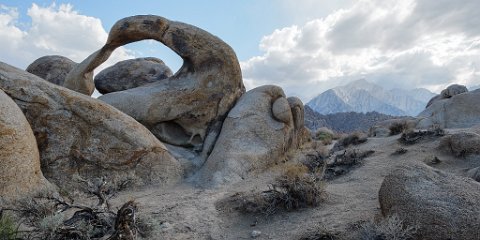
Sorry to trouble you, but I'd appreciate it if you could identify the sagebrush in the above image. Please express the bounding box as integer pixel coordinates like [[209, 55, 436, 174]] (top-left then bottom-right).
[[354, 214, 417, 240], [227, 164, 326, 215]]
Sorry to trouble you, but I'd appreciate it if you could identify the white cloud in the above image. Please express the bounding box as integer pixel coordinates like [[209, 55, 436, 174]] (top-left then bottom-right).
[[0, 3, 134, 73], [242, 0, 480, 102]]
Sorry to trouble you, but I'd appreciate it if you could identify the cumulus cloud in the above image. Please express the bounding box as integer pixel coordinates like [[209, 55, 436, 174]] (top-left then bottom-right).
[[0, 3, 134, 73], [242, 0, 480, 102]]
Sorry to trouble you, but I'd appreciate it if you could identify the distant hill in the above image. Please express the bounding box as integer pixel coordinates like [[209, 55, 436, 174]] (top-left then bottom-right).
[[306, 79, 436, 116], [304, 105, 406, 133], [469, 85, 480, 91]]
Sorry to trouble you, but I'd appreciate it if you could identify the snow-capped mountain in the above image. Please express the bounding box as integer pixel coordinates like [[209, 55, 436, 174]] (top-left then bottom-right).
[[306, 79, 436, 116]]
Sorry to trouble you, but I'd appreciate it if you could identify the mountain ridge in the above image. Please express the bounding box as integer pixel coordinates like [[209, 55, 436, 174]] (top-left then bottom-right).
[[307, 79, 436, 116]]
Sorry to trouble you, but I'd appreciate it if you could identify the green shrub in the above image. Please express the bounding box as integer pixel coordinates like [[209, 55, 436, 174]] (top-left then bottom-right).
[[0, 212, 18, 240], [314, 127, 335, 145]]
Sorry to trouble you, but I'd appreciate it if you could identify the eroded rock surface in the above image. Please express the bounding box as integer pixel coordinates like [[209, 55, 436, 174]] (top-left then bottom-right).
[[0, 89, 55, 203], [195, 85, 310, 187], [379, 164, 480, 240], [426, 84, 468, 108], [417, 89, 480, 128], [26, 55, 83, 86], [0, 62, 182, 190], [66, 15, 245, 153], [94, 57, 173, 94]]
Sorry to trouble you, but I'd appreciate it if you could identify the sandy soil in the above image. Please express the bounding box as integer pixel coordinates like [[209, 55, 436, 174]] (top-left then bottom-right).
[[109, 130, 479, 239]]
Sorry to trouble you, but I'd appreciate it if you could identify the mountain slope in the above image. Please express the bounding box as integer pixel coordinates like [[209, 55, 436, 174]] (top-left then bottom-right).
[[307, 79, 435, 116], [304, 105, 405, 133]]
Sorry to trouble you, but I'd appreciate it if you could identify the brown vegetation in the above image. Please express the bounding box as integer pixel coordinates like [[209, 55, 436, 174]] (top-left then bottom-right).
[[399, 128, 445, 145], [324, 149, 375, 180], [0, 177, 152, 240], [222, 164, 326, 216], [352, 214, 417, 240], [389, 121, 410, 136], [439, 132, 480, 157], [332, 132, 368, 152]]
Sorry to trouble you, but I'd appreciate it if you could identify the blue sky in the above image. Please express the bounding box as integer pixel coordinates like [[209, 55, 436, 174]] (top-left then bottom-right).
[[3, 1, 286, 60], [1, 0, 479, 101]]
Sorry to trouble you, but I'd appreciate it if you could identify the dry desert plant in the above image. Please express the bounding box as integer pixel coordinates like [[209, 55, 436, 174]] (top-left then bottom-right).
[[224, 163, 326, 216], [399, 128, 445, 145], [391, 148, 408, 156], [389, 121, 411, 136], [439, 132, 480, 157], [1, 177, 147, 240], [314, 127, 335, 145], [353, 214, 417, 240], [332, 132, 368, 152], [324, 149, 375, 180]]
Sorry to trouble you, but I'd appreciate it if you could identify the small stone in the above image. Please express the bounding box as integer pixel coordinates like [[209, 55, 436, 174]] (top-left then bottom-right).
[[159, 222, 172, 230], [251, 230, 261, 238]]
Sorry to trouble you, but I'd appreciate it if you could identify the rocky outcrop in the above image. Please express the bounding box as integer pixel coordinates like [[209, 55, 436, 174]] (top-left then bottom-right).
[[467, 167, 480, 182], [94, 57, 173, 94], [195, 85, 309, 187], [0, 89, 55, 203], [379, 164, 480, 240], [26, 55, 82, 86], [66, 15, 245, 153], [441, 84, 468, 98], [417, 89, 480, 129], [426, 84, 468, 108], [0, 62, 182, 190]]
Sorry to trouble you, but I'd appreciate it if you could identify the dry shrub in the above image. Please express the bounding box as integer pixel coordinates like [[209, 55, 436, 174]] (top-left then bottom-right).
[[314, 127, 335, 145], [353, 214, 417, 240], [274, 164, 325, 210], [297, 224, 339, 240], [389, 121, 410, 136], [324, 149, 374, 180], [399, 128, 445, 145], [423, 155, 441, 165], [6, 177, 143, 240], [226, 164, 326, 216], [300, 149, 328, 177], [136, 214, 162, 239], [391, 148, 408, 156], [439, 132, 480, 157], [332, 132, 367, 151]]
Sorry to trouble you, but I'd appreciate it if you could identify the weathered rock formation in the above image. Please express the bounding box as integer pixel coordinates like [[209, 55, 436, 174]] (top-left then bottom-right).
[[94, 57, 173, 94], [195, 85, 310, 187], [467, 167, 480, 182], [441, 84, 468, 98], [0, 62, 182, 190], [26, 55, 83, 86], [379, 164, 480, 240], [0, 89, 54, 202], [65, 15, 245, 153], [417, 89, 480, 129], [426, 84, 468, 108]]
